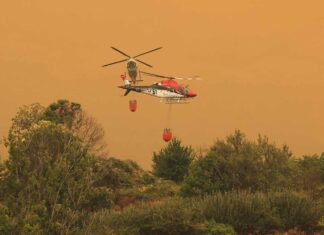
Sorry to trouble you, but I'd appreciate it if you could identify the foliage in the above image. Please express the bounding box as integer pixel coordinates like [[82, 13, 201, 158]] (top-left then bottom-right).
[[0, 121, 105, 233], [269, 191, 324, 230], [116, 179, 179, 205], [1, 103, 323, 234], [5, 100, 107, 157], [294, 154, 324, 198], [181, 130, 293, 196], [93, 157, 180, 210], [43, 99, 107, 156], [0, 102, 113, 234], [94, 157, 157, 189], [200, 191, 281, 232], [5, 103, 45, 148], [200, 191, 323, 233], [196, 220, 236, 235], [86, 197, 203, 235], [152, 138, 194, 183], [42, 99, 81, 128], [85, 191, 322, 234]]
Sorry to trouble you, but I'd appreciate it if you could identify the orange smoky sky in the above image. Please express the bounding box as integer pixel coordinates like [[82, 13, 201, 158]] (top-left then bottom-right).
[[0, 1, 323, 168]]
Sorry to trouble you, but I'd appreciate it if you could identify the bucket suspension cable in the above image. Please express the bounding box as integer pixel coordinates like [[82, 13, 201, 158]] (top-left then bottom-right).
[[166, 103, 172, 128]]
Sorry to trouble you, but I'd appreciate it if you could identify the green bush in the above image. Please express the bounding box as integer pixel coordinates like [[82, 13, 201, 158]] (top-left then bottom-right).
[[294, 154, 324, 198], [86, 198, 202, 235], [181, 131, 294, 196], [196, 220, 236, 235], [199, 191, 323, 232], [269, 191, 323, 230], [199, 191, 281, 232], [85, 191, 322, 234]]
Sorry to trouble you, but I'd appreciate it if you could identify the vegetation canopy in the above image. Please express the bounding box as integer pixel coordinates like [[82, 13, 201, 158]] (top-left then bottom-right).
[[152, 138, 194, 183], [0, 101, 323, 234]]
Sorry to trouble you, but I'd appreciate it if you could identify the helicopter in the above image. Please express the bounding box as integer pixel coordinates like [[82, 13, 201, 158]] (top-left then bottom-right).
[[102, 46, 162, 84], [118, 71, 198, 104]]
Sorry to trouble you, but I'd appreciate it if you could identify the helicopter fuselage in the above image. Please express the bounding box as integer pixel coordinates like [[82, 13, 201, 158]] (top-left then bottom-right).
[[118, 79, 197, 100], [141, 86, 184, 98], [126, 59, 138, 82]]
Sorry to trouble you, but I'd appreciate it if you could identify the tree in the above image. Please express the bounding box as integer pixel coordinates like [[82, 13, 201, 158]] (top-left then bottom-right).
[[152, 138, 194, 183], [0, 101, 112, 234], [6, 100, 107, 157], [42, 99, 107, 156], [181, 130, 293, 196]]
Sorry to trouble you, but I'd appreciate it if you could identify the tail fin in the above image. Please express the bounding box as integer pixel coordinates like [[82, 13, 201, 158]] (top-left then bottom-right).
[[124, 89, 131, 96]]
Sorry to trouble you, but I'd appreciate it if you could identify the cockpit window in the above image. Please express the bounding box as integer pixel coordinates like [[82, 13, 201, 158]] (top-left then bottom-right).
[[179, 87, 189, 94]]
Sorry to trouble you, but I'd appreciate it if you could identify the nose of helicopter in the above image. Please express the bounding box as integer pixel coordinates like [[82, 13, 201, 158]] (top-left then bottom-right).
[[187, 91, 197, 97]]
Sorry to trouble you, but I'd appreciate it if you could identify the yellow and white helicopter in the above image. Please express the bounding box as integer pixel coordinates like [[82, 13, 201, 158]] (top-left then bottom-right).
[[102, 46, 162, 84]]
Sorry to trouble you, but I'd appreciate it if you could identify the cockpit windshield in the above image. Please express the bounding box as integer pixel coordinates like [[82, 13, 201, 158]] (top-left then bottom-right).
[[179, 87, 189, 94]]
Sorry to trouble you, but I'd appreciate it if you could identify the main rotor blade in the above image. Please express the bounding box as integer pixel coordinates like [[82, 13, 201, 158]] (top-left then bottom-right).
[[135, 59, 153, 67], [140, 71, 201, 80], [133, 47, 162, 58], [102, 58, 128, 67], [111, 47, 131, 58], [140, 71, 173, 79], [172, 76, 202, 81]]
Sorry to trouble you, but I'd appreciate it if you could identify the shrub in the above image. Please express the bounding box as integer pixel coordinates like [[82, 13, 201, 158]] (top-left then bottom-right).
[[181, 131, 293, 196], [196, 220, 236, 235], [87, 198, 202, 235], [269, 191, 324, 230], [199, 191, 281, 233], [84, 191, 323, 234]]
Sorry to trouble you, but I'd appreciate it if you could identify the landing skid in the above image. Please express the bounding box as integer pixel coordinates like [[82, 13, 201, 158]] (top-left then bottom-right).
[[160, 98, 189, 104]]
